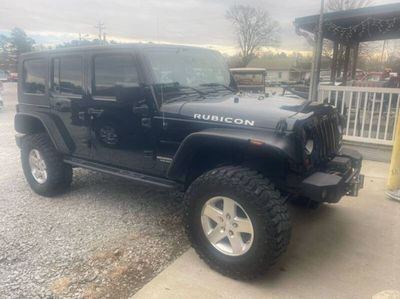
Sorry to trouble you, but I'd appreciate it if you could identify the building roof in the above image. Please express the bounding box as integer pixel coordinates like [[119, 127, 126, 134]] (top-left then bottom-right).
[[247, 58, 293, 70], [294, 3, 400, 44], [230, 68, 266, 73], [247, 57, 309, 72]]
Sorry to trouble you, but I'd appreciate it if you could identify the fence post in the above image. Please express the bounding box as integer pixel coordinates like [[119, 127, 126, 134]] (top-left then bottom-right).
[[388, 112, 400, 195]]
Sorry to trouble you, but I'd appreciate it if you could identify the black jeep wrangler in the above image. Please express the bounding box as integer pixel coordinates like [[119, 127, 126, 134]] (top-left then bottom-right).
[[15, 44, 363, 279]]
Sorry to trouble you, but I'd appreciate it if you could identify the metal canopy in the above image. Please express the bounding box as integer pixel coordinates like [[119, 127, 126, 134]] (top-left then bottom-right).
[[295, 3, 400, 44]]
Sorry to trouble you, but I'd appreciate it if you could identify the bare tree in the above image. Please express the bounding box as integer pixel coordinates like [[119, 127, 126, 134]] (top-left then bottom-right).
[[226, 5, 279, 66]]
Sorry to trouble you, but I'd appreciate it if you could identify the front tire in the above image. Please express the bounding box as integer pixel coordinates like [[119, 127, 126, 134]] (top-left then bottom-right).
[[21, 133, 72, 197], [185, 166, 291, 279]]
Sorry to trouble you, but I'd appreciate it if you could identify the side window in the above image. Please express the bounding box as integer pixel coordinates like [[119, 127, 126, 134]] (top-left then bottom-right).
[[52, 56, 83, 95], [93, 54, 139, 97], [23, 59, 47, 94]]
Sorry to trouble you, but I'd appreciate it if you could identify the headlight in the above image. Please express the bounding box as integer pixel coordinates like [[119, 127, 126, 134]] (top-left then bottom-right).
[[305, 139, 314, 155]]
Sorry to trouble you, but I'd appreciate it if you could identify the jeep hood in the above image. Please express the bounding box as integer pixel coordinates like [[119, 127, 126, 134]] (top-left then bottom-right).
[[161, 94, 315, 130]]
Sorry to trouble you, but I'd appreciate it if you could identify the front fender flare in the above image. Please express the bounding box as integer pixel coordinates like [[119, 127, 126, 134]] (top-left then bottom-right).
[[167, 128, 300, 181]]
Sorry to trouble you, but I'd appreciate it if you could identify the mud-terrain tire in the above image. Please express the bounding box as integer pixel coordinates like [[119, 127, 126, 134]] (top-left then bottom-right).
[[185, 166, 291, 280], [21, 133, 72, 197]]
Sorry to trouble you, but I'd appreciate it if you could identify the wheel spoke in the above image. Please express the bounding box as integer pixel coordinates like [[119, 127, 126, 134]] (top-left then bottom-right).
[[207, 227, 226, 245], [201, 196, 254, 256], [28, 149, 48, 184], [203, 205, 223, 224], [223, 198, 236, 218], [229, 233, 244, 254], [234, 217, 253, 234]]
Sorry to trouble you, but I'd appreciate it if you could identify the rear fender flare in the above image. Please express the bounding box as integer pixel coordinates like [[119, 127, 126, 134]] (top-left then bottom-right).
[[14, 112, 73, 154]]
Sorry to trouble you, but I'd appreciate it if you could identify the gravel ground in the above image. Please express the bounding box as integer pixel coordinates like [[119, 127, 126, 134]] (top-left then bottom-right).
[[0, 82, 189, 299]]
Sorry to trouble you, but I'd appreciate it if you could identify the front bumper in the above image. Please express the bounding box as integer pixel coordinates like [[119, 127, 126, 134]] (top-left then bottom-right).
[[300, 148, 364, 203]]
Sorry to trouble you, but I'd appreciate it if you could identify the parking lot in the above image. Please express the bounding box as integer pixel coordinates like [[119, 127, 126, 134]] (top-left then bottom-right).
[[1, 82, 400, 299], [0, 82, 189, 298]]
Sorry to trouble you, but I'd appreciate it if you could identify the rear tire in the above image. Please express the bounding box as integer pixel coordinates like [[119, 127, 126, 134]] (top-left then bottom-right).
[[185, 166, 291, 280], [21, 133, 72, 197]]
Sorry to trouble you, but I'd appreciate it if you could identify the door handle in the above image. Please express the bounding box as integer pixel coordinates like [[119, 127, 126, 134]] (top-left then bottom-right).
[[87, 108, 103, 118], [51, 99, 67, 112], [141, 117, 151, 128], [78, 112, 86, 121]]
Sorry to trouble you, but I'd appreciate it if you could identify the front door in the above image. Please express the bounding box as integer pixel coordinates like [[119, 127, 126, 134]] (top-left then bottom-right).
[[49, 54, 91, 158], [88, 52, 157, 172]]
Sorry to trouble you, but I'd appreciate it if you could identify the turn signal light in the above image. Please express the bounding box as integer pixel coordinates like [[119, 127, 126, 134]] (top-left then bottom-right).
[[249, 139, 264, 146]]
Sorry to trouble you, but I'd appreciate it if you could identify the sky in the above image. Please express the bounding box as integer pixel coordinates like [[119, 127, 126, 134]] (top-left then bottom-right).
[[0, 0, 399, 55]]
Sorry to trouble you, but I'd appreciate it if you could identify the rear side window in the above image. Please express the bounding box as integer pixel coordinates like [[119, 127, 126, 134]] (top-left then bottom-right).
[[52, 56, 83, 95], [23, 59, 47, 94], [93, 54, 139, 97]]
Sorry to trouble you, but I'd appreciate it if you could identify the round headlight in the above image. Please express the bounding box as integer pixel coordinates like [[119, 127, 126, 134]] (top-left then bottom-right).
[[305, 139, 314, 155]]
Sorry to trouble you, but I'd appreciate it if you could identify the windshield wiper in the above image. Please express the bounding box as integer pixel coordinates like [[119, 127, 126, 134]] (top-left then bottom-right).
[[156, 83, 207, 103], [155, 82, 206, 100], [199, 83, 235, 92], [178, 85, 207, 97]]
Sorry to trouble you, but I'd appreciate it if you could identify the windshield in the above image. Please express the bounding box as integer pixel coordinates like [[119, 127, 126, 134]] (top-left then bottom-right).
[[146, 48, 230, 88]]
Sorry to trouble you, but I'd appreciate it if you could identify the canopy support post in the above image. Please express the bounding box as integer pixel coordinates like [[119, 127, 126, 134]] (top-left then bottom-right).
[[331, 41, 339, 83], [351, 42, 360, 80], [309, 0, 325, 101], [342, 46, 351, 85]]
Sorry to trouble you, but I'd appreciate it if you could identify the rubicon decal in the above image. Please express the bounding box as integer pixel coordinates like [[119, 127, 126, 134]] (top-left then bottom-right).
[[194, 114, 255, 126]]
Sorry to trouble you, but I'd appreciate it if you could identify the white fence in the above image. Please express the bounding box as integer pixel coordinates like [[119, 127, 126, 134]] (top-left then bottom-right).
[[318, 85, 400, 146]]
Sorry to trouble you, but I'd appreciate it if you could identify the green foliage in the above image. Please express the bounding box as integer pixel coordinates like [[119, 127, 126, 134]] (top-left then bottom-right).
[[10, 28, 35, 53], [0, 27, 35, 72]]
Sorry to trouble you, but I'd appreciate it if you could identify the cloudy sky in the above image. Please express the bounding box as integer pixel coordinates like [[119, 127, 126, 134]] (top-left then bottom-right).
[[0, 0, 399, 54]]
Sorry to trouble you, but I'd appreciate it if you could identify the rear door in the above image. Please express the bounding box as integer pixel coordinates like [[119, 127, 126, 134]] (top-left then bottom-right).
[[49, 54, 91, 158]]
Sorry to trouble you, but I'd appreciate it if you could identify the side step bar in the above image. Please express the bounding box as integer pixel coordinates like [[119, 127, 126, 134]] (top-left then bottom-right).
[[64, 157, 182, 190]]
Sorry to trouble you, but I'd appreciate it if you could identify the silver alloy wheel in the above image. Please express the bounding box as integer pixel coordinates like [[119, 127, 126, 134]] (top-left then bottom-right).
[[28, 149, 48, 184], [201, 196, 254, 256]]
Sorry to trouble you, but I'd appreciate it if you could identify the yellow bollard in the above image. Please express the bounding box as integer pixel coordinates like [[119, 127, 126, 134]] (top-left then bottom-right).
[[388, 112, 400, 191]]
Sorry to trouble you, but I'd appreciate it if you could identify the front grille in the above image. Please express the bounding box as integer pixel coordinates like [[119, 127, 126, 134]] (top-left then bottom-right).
[[311, 113, 341, 162]]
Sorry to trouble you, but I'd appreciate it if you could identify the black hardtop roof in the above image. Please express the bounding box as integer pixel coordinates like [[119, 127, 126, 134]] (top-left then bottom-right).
[[20, 43, 218, 59]]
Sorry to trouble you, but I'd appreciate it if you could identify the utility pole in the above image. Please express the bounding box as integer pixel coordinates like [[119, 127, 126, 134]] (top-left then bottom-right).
[[381, 40, 388, 66], [95, 21, 106, 42], [309, 0, 325, 101]]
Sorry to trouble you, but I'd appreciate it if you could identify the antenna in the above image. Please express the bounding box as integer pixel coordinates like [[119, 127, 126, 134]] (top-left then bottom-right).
[[156, 15, 160, 43]]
